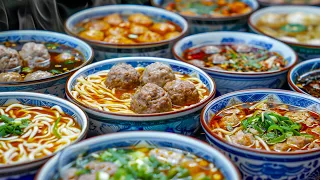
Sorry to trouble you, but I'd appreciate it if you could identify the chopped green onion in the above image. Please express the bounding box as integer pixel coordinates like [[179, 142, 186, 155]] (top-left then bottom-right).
[[268, 124, 284, 134], [64, 59, 75, 65], [49, 69, 62, 74], [267, 134, 286, 145], [53, 116, 61, 139], [22, 67, 32, 73]]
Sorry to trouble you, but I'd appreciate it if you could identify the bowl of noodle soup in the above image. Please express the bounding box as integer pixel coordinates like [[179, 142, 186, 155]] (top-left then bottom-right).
[[0, 92, 88, 180], [201, 89, 320, 180], [66, 57, 216, 136]]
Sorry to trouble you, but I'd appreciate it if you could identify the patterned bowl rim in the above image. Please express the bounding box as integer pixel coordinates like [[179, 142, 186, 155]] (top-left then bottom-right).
[[173, 31, 298, 76], [64, 4, 188, 48], [66, 57, 216, 120], [248, 5, 320, 49], [257, 0, 320, 6], [150, 0, 259, 21], [0, 92, 89, 170], [0, 30, 94, 87], [200, 88, 320, 155], [288, 58, 320, 96], [34, 131, 242, 180]]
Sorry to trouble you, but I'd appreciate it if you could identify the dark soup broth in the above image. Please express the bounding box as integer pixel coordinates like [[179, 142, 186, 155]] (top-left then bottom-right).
[[0, 41, 85, 82], [183, 44, 287, 73], [209, 100, 320, 152], [59, 147, 225, 180], [296, 71, 320, 98]]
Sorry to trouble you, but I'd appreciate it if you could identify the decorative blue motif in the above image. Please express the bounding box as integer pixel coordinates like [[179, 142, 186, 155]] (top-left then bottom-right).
[[0, 92, 87, 180], [65, 5, 188, 61], [201, 89, 320, 180], [173, 32, 297, 95], [0, 30, 93, 98], [36, 132, 240, 180], [67, 57, 215, 136]]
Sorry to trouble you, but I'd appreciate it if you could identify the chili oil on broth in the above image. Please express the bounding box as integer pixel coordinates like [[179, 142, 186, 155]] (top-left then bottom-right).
[[183, 44, 287, 73], [2, 41, 85, 80], [74, 13, 182, 44], [209, 100, 320, 152], [70, 67, 209, 114], [0, 104, 81, 165], [59, 147, 225, 180], [165, 0, 252, 18]]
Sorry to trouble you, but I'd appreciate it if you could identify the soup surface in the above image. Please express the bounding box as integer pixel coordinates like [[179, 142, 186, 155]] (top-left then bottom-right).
[[183, 44, 287, 72], [209, 100, 320, 152], [296, 71, 320, 98], [71, 62, 209, 114], [165, 0, 252, 17], [75, 13, 182, 44], [256, 12, 320, 45], [0, 41, 84, 82], [259, 0, 320, 4], [0, 104, 81, 165], [60, 147, 225, 180]]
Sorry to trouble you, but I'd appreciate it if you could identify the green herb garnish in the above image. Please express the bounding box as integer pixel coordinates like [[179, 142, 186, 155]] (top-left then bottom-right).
[[49, 69, 62, 74], [0, 115, 29, 137], [281, 24, 307, 33], [22, 67, 32, 73], [53, 116, 61, 138], [64, 59, 75, 65]]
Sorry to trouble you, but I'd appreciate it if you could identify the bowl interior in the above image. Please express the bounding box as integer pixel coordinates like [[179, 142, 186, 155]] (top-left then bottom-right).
[[289, 58, 320, 91], [65, 5, 188, 40], [0, 30, 93, 63], [0, 92, 87, 169], [152, 0, 259, 18], [36, 132, 240, 180], [203, 89, 320, 124], [174, 32, 296, 71], [67, 57, 215, 117]]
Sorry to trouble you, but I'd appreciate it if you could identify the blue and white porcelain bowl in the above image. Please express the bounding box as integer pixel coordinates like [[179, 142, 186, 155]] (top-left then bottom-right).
[[35, 131, 241, 180], [151, 0, 259, 34], [201, 89, 320, 180], [66, 57, 216, 136], [0, 92, 88, 180], [65, 5, 188, 61], [173, 31, 298, 95], [0, 30, 94, 98], [249, 6, 320, 61], [288, 58, 320, 96]]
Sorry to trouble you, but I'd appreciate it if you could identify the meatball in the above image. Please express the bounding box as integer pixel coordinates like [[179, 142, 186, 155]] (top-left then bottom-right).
[[103, 13, 123, 26], [128, 13, 153, 26], [141, 62, 176, 87], [164, 80, 199, 106], [19, 42, 50, 69], [0, 72, 23, 82], [130, 24, 148, 35], [106, 27, 128, 36], [0, 45, 22, 72], [105, 63, 140, 90], [24, 70, 53, 81], [130, 83, 172, 114]]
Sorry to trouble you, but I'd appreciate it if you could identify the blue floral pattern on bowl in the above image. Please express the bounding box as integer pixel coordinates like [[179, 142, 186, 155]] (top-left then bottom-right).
[[35, 132, 241, 180], [151, 0, 259, 34], [0, 30, 94, 98], [249, 6, 320, 61], [0, 92, 88, 180], [173, 32, 297, 95], [65, 5, 188, 60], [201, 89, 320, 180], [288, 58, 320, 96], [66, 57, 216, 136]]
